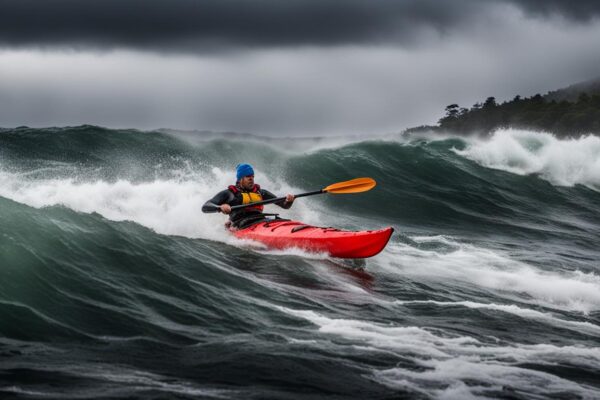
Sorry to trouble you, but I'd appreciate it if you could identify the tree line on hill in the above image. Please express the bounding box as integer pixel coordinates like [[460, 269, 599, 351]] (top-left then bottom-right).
[[408, 92, 600, 137]]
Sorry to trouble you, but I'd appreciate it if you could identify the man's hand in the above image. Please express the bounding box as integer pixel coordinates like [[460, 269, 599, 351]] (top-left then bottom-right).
[[285, 194, 295, 204], [220, 204, 232, 214]]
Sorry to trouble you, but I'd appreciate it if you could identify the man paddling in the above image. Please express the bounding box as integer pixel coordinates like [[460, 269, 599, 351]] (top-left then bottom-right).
[[202, 163, 295, 229]]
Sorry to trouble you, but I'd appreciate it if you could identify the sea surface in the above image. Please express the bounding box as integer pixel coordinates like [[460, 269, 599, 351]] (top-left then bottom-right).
[[1, 126, 599, 399]]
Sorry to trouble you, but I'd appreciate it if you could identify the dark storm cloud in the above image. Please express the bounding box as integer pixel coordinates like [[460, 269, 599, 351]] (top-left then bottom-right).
[[507, 0, 600, 21], [1, 0, 599, 52], [0, 0, 538, 52], [0, 0, 470, 51]]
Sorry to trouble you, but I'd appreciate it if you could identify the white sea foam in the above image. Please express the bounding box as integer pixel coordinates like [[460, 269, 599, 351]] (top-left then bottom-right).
[[394, 300, 600, 336], [253, 246, 331, 260], [278, 306, 600, 399], [378, 237, 600, 313], [3, 364, 234, 398], [0, 167, 321, 246], [0, 387, 51, 397], [454, 128, 600, 190], [76, 367, 233, 398], [376, 358, 600, 399]]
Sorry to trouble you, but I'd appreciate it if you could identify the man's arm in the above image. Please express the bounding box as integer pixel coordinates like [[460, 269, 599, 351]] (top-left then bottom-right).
[[202, 190, 234, 213], [261, 189, 294, 209]]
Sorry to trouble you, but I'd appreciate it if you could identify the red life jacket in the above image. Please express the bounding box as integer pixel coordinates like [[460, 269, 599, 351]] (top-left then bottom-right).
[[228, 184, 264, 212]]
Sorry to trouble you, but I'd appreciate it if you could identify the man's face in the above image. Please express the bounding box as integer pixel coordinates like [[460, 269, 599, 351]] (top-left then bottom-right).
[[239, 175, 254, 190]]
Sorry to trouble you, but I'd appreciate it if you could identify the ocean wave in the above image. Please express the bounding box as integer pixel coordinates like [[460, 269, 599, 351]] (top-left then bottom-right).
[[2, 125, 600, 398], [393, 300, 600, 336], [0, 167, 325, 244], [278, 306, 600, 399], [380, 236, 600, 314], [454, 128, 600, 190]]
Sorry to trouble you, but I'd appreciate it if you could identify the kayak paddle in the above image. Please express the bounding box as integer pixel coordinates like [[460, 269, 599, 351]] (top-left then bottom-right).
[[230, 177, 376, 211]]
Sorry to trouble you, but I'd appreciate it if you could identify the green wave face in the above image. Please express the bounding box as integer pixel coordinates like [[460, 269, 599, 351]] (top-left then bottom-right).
[[1, 126, 600, 399], [2, 126, 599, 236]]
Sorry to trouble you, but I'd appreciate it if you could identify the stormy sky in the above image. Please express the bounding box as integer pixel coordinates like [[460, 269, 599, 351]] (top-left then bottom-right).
[[1, 0, 599, 136]]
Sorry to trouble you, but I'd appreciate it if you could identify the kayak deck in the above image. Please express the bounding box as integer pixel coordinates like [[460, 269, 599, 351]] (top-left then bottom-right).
[[232, 220, 394, 258]]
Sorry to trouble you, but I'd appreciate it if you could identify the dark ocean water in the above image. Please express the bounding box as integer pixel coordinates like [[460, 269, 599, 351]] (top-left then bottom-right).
[[1, 126, 599, 399]]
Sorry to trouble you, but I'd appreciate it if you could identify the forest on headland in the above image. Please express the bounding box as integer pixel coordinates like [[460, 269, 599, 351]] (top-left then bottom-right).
[[406, 78, 600, 137]]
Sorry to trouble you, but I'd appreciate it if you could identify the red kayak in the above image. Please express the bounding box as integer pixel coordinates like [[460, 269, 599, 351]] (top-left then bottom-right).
[[231, 220, 394, 258]]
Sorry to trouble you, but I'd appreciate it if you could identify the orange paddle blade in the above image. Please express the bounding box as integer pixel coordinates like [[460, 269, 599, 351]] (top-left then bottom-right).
[[324, 177, 376, 194]]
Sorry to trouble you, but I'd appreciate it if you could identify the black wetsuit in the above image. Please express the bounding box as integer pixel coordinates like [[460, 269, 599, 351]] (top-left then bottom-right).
[[202, 185, 292, 228]]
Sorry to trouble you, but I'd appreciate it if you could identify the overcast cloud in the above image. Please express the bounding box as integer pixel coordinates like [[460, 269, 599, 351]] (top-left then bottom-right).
[[0, 0, 599, 135], [1, 0, 600, 52]]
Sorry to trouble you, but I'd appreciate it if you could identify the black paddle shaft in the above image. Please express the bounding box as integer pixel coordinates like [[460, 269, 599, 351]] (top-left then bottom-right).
[[230, 189, 324, 211]]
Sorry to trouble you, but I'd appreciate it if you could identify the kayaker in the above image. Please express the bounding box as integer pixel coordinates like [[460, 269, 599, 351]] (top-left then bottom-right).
[[202, 163, 295, 229]]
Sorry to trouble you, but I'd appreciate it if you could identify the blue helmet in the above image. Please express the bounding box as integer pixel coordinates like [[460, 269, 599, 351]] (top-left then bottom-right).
[[236, 163, 254, 180]]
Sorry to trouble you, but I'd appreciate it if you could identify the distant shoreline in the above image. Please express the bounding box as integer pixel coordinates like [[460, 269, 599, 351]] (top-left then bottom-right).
[[405, 78, 600, 138]]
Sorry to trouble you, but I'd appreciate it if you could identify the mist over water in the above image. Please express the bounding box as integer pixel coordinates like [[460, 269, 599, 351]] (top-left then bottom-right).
[[1, 126, 599, 399]]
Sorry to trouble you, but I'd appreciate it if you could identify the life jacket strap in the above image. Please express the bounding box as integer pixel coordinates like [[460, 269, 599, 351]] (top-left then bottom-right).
[[228, 184, 261, 193]]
